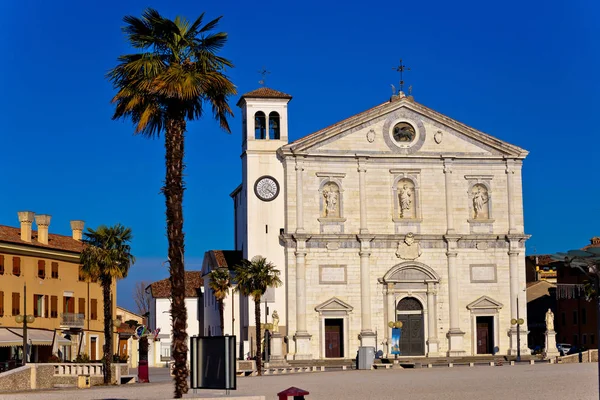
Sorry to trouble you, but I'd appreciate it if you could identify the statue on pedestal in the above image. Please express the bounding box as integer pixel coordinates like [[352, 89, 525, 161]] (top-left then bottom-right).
[[272, 310, 280, 333], [545, 308, 554, 332]]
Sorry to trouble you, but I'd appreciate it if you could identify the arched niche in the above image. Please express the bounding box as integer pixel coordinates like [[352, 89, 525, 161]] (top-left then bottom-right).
[[269, 111, 280, 140], [254, 111, 266, 139]]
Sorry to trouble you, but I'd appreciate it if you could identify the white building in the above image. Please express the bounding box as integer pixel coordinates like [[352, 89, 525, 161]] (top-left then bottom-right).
[[203, 87, 530, 360], [146, 271, 203, 366]]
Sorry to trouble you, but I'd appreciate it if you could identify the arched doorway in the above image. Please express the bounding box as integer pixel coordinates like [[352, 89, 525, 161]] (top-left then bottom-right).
[[396, 297, 425, 356]]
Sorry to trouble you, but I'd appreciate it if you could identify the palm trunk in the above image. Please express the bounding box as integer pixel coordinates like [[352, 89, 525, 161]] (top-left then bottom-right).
[[254, 297, 262, 376], [102, 278, 112, 384], [165, 117, 188, 399], [218, 299, 225, 335]]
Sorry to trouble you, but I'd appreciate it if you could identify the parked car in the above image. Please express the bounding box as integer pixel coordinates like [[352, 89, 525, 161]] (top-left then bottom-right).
[[567, 345, 587, 355], [557, 343, 572, 356]]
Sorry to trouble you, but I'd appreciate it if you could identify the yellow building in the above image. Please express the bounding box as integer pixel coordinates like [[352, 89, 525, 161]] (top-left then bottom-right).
[[0, 211, 116, 363]]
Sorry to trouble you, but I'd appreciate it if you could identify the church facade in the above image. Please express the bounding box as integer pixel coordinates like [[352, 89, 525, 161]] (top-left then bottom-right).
[[208, 87, 530, 360]]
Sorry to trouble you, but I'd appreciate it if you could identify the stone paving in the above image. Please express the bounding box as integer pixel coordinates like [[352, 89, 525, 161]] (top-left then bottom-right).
[[0, 363, 597, 400]]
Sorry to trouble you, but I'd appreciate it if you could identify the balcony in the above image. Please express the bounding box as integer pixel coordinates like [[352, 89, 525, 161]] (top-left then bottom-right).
[[60, 313, 85, 329]]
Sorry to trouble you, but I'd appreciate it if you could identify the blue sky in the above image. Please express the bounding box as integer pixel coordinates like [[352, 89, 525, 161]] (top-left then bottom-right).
[[0, 0, 598, 312]]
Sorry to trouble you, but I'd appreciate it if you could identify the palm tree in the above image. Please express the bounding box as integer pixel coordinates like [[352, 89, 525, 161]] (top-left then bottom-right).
[[80, 224, 135, 384], [234, 256, 282, 376], [208, 268, 232, 335], [107, 8, 236, 398]]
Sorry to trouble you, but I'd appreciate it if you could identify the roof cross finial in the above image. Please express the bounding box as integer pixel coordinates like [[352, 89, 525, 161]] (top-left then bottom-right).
[[258, 67, 271, 87], [392, 59, 410, 93]]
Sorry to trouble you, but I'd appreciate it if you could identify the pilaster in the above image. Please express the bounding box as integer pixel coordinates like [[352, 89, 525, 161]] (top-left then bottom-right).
[[358, 235, 375, 347], [357, 156, 369, 234], [295, 157, 305, 234], [443, 158, 455, 234], [444, 234, 465, 356]]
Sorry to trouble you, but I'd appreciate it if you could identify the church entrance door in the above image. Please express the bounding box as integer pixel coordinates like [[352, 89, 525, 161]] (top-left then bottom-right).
[[397, 297, 425, 356], [476, 316, 494, 354], [324, 319, 344, 358]]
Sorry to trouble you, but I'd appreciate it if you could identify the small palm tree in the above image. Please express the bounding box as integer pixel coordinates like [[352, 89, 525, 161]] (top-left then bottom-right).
[[208, 268, 232, 335], [80, 224, 135, 384], [234, 256, 282, 376], [107, 8, 235, 398]]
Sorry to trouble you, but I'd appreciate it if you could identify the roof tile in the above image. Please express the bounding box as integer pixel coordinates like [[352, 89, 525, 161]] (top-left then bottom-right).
[[149, 271, 203, 298], [0, 225, 83, 253]]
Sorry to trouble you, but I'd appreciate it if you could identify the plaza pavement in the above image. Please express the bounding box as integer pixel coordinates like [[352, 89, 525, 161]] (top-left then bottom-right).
[[0, 363, 597, 400]]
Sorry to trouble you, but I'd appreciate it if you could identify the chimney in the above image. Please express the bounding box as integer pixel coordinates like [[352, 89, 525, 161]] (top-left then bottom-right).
[[35, 214, 52, 245], [70, 220, 85, 241], [17, 211, 35, 242]]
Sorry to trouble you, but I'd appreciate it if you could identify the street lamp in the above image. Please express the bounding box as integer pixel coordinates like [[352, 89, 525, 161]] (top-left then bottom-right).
[[510, 296, 525, 362], [15, 283, 35, 365]]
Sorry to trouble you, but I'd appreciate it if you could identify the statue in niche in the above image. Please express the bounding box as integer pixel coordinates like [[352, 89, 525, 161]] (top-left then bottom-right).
[[545, 308, 554, 332], [323, 183, 339, 217], [272, 310, 280, 333], [472, 184, 489, 219], [397, 179, 414, 218]]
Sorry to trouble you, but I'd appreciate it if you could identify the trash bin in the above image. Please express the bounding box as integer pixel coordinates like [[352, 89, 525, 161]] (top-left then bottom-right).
[[138, 360, 149, 383], [358, 346, 375, 370]]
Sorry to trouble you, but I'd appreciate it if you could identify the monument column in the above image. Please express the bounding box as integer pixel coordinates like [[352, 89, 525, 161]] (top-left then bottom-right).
[[293, 237, 311, 359], [426, 282, 439, 356], [507, 239, 523, 355], [445, 236, 465, 356]]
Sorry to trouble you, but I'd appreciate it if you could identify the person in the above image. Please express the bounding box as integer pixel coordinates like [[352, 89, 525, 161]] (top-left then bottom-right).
[[545, 308, 554, 331], [473, 186, 489, 218], [399, 184, 412, 218]]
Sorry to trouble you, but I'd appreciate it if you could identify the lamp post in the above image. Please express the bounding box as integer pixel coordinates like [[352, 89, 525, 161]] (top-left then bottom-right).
[[15, 283, 35, 366], [511, 296, 525, 362]]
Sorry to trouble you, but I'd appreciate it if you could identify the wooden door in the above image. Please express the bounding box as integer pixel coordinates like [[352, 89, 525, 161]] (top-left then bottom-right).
[[398, 314, 424, 356], [90, 337, 97, 360], [325, 319, 343, 358], [477, 321, 491, 354]]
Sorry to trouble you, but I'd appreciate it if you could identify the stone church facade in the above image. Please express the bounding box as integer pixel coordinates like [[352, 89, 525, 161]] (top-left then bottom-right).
[[222, 87, 529, 360]]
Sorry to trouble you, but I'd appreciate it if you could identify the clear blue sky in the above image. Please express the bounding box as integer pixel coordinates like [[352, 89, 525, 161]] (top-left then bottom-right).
[[1, 0, 598, 312]]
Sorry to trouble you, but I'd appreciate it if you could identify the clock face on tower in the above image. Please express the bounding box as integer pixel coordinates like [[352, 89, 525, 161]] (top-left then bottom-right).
[[254, 176, 280, 202]]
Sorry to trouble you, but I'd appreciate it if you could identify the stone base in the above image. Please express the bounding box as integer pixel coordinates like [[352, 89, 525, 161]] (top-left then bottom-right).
[[293, 331, 312, 360], [544, 330, 560, 359], [359, 330, 377, 348], [508, 327, 530, 356], [427, 338, 440, 357], [447, 330, 466, 356], [268, 333, 289, 367]]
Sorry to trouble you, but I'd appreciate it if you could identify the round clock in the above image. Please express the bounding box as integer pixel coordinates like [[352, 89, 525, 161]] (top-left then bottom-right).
[[254, 175, 279, 202]]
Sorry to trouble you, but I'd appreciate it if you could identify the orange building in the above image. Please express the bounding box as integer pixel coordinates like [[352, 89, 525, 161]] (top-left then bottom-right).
[[0, 211, 116, 364]]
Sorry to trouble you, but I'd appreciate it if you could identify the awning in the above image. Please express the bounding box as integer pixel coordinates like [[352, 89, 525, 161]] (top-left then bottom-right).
[[0, 328, 23, 347], [1, 328, 72, 347]]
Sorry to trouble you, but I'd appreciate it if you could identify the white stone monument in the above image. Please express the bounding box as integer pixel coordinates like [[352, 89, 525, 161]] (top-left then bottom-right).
[[268, 310, 288, 367], [544, 309, 560, 359]]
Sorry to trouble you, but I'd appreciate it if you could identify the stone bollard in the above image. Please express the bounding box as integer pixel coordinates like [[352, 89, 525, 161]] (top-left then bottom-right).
[[469, 362, 474, 367]]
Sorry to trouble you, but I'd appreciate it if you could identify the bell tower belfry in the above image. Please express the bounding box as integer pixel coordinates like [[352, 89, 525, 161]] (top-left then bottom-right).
[[233, 87, 292, 348]]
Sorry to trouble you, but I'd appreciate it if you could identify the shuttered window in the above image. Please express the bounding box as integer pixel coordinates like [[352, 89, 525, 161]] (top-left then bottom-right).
[[0, 255, 4, 275], [12, 257, 20, 276], [0, 291, 4, 316], [51, 262, 59, 279], [50, 296, 58, 318], [44, 295, 49, 318], [12, 292, 20, 315], [78, 298, 85, 316], [91, 299, 97, 320], [63, 296, 74, 313], [38, 260, 45, 279]]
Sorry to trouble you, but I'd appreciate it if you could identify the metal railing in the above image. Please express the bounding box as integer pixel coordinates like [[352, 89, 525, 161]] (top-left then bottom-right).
[[60, 313, 85, 328]]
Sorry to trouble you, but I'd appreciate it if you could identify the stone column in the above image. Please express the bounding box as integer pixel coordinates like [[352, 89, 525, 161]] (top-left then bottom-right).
[[426, 283, 439, 356], [445, 236, 465, 356], [357, 157, 369, 234], [507, 239, 522, 355], [386, 285, 395, 357], [295, 158, 305, 234], [506, 160, 517, 235], [443, 158, 455, 233], [358, 237, 376, 347], [293, 238, 311, 359]]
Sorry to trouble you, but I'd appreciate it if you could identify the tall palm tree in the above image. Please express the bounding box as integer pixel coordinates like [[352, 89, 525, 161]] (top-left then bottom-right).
[[234, 256, 282, 376], [80, 224, 135, 384], [107, 8, 236, 398], [208, 268, 232, 335]]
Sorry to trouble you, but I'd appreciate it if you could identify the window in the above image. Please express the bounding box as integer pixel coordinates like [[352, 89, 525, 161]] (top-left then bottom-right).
[[91, 299, 97, 320], [254, 111, 266, 139], [583, 335, 587, 345], [51, 262, 59, 279], [573, 334, 579, 345], [573, 310, 578, 325], [0, 255, 4, 275], [12, 257, 20, 276], [561, 312, 566, 326], [44, 295, 49, 318], [51, 296, 58, 318], [38, 260, 46, 279], [592, 334, 596, 345], [582, 308, 587, 325], [12, 292, 20, 315], [63, 296, 74, 313], [33, 294, 44, 317], [268, 111, 280, 139], [78, 298, 85, 317], [0, 291, 4, 316]]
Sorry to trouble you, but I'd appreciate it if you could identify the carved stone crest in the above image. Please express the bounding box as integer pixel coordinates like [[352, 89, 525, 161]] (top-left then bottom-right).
[[366, 129, 375, 143], [434, 130, 443, 144], [395, 232, 422, 260]]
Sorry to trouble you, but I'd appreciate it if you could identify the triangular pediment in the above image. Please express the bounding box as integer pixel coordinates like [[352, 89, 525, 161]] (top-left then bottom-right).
[[467, 295, 503, 310], [280, 98, 527, 159], [315, 297, 353, 313]]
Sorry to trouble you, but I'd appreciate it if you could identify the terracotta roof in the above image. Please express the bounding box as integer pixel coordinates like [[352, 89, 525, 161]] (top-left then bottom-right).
[[0, 225, 83, 253], [236, 87, 292, 106], [584, 237, 600, 250], [148, 271, 203, 298], [211, 250, 243, 270], [526, 280, 555, 302]]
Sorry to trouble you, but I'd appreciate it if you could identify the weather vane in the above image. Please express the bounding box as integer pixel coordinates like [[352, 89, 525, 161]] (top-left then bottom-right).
[[392, 59, 410, 93], [258, 67, 270, 86]]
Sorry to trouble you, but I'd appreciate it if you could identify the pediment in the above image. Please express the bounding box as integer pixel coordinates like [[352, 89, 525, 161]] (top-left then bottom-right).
[[280, 98, 527, 159], [315, 297, 353, 313], [466, 296, 503, 310]]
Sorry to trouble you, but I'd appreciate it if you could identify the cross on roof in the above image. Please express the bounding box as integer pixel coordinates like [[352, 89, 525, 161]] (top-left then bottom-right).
[[392, 59, 410, 93], [258, 67, 270, 86]]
